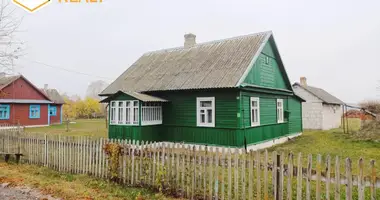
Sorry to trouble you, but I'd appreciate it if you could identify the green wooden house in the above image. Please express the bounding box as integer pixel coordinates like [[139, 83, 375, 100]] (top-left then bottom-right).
[[99, 31, 304, 149]]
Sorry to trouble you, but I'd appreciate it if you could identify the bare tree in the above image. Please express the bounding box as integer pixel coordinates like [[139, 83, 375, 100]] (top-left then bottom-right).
[[0, 0, 23, 73], [86, 80, 108, 99]]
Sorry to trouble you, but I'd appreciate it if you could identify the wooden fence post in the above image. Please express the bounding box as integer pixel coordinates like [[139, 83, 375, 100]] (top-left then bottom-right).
[[306, 154, 312, 200], [358, 158, 364, 200], [296, 153, 302, 200], [345, 158, 352, 200], [370, 160, 376, 200], [287, 153, 293, 200], [325, 155, 331, 200], [316, 154, 321, 200], [335, 156, 340, 200]]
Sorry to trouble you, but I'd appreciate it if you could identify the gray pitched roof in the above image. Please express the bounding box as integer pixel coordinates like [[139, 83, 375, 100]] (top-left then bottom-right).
[[0, 75, 21, 90], [293, 83, 344, 105], [40, 89, 65, 104], [100, 31, 272, 95]]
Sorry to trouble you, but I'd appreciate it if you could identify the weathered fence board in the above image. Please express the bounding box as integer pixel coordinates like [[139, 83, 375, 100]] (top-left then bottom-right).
[[1, 130, 380, 200]]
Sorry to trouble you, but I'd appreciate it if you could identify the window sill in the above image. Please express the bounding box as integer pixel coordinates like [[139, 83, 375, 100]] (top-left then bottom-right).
[[142, 121, 162, 126], [197, 124, 215, 128], [251, 124, 260, 127]]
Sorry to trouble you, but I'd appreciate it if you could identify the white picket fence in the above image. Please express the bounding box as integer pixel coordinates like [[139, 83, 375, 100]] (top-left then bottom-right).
[[0, 130, 379, 200]]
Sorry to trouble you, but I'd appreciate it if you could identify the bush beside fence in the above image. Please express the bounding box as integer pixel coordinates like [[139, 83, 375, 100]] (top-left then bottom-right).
[[0, 130, 379, 200]]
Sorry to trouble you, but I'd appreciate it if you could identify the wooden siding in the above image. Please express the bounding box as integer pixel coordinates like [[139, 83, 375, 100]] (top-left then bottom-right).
[[0, 104, 49, 126], [50, 104, 62, 124], [108, 89, 303, 147], [238, 123, 289, 146], [155, 89, 239, 128], [109, 125, 161, 141], [161, 126, 238, 146], [243, 41, 288, 90], [288, 96, 303, 133], [1, 78, 48, 100], [240, 91, 293, 146], [109, 89, 240, 145]]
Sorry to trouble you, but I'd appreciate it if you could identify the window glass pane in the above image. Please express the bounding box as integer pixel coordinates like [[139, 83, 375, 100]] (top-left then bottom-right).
[[134, 101, 138, 107], [111, 102, 115, 107], [118, 102, 123, 107], [200, 101, 212, 107], [126, 102, 130, 107], [252, 101, 257, 107], [207, 109, 212, 123], [255, 110, 258, 122], [133, 108, 138, 123], [125, 108, 130, 124], [200, 113, 205, 123]]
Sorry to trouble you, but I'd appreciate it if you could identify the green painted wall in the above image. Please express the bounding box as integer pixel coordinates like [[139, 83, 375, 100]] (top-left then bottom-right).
[[243, 41, 289, 90], [109, 125, 161, 141], [288, 96, 303, 134], [156, 90, 239, 128], [239, 91, 294, 146], [107, 89, 302, 147]]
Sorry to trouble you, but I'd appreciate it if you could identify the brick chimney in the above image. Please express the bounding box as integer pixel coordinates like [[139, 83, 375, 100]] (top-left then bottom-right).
[[44, 84, 48, 91], [300, 77, 307, 86], [184, 33, 196, 48]]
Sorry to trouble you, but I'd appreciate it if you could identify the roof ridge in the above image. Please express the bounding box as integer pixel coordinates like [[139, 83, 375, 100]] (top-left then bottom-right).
[[144, 30, 272, 55]]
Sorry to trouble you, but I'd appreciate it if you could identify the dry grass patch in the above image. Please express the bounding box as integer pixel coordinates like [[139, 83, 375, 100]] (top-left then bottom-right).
[[0, 162, 181, 200]]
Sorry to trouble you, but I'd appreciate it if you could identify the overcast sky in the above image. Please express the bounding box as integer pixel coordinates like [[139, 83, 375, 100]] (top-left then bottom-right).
[[11, 0, 380, 103]]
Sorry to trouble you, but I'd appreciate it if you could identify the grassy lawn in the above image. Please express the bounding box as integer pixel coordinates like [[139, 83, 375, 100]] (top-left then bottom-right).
[[268, 128, 380, 174], [0, 162, 180, 200], [25, 119, 108, 138]]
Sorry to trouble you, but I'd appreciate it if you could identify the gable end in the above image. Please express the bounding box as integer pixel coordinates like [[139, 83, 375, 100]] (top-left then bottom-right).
[[237, 34, 293, 91]]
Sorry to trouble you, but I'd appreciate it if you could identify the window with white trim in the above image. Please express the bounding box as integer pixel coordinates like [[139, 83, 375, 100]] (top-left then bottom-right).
[[132, 101, 139, 125], [277, 99, 284, 123], [110, 101, 117, 124], [125, 101, 131, 124], [110, 100, 139, 125], [250, 97, 260, 126], [118, 101, 124, 124], [197, 97, 215, 127], [141, 102, 162, 125]]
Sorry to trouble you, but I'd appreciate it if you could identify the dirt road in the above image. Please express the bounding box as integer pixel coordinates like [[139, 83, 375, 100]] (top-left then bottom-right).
[[0, 183, 58, 200]]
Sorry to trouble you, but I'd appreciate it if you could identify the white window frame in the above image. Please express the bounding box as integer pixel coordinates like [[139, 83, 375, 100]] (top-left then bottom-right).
[[196, 97, 215, 127], [110, 100, 139, 125], [277, 99, 284, 123], [132, 100, 139, 125], [117, 101, 124, 124], [110, 101, 117, 125], [250, 97, 260, 127], [141, 102, 163, 126]]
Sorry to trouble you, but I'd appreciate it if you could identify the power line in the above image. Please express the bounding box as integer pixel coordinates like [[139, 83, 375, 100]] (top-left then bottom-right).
[[21, 58, 114, 81]]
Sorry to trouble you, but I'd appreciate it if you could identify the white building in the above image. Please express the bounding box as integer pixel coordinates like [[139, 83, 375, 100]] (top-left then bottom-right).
[[293, 77, 344, 130]]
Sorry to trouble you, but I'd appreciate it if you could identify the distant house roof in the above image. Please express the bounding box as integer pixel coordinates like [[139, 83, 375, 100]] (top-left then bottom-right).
[[100, 31, 274, 96], [293, 83, 344, 105], [40, 89, 65, 104], [100, 91, 169, 103], [0, 75, 21, 90], [0, 75, 52, 101]]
